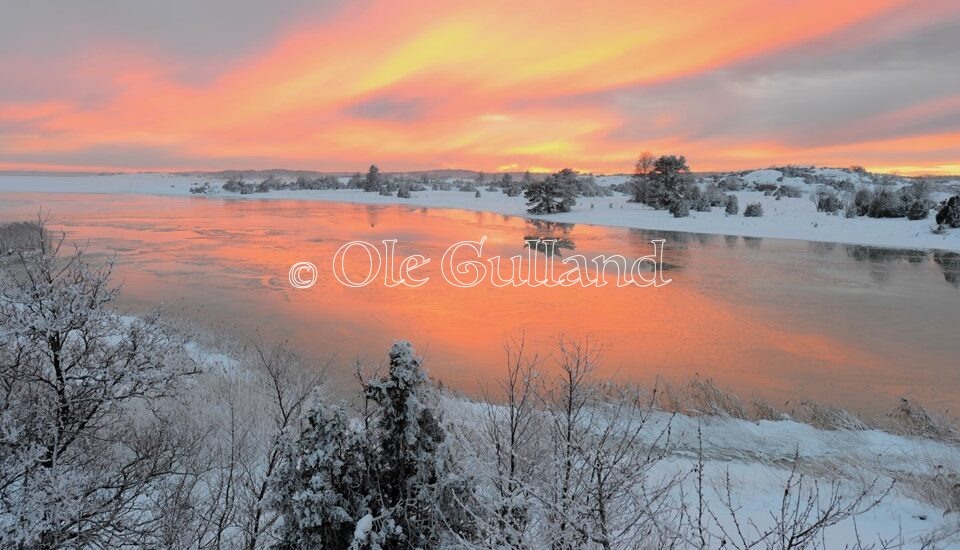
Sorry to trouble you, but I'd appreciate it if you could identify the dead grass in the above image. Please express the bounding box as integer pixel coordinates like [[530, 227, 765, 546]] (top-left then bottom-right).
[[878, 398, 960, 446], [654, 376, 790, 422]]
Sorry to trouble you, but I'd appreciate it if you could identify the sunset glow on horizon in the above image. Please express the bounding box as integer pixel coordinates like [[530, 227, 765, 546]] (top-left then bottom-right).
[[2, 0, 959, 175]]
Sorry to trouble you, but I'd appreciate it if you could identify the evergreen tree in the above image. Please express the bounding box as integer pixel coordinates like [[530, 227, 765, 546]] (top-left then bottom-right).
[[361, 341, 476, 548], [724, 194, 739, 215], [362, 165, 382, 192], [273, 402, 368, 549], [524, 169, 577, 214], [645, 155, 695, 209]]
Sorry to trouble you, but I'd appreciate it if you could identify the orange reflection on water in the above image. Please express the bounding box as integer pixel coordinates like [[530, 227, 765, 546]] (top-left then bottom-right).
[[1, 193, 958, 412]]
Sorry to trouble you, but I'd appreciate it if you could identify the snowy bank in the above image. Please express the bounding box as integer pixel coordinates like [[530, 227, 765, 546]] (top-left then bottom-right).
[[443, 395, 960, 547], [2, 172, 960, 251]]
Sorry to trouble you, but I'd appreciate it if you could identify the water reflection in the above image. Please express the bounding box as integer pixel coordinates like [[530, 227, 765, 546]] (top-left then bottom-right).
[[808, 241, 837, 255], [934, 251, 960, 288], [0, 193, 958, 412], [845, 245, 927, 264]]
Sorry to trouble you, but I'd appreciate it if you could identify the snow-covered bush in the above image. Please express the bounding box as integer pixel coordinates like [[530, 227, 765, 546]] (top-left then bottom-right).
[[907, 200, 930, 220], [744, 202, 764, 217], [572, 174, 612, 197], [774, 185, 803, 199], [692, 195, 712, 212], [669, 199, 691, 217], [815, 189, 843, 214], [717, 175, 745, 191], [936, 195, 960, 228], [724, 194, 739, 215], [867, 187, 905, 218], [702, 183, 727, 206]]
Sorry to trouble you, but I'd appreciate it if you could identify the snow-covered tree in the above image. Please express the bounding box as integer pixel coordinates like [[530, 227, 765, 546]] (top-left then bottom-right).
[[525, 169, 577, 214], [725, 194, 739, 215], [642, 155, 696, 210], [0, 233, 196, 547], [629, 151, 656, 204], [272, 400, 368, 549], [503, 173, 524, 197], [360, 341, 478, 548], [478, 336, 545, 547], [362, 165, 382, 192]]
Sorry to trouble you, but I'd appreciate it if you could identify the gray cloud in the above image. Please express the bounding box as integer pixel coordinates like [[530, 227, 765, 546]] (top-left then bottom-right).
[[572, 12, 960, 150], [348, 96, 429, 122]]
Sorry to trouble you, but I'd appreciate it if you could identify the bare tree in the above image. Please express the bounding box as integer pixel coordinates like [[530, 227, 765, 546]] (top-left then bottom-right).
[[0, 225, 198, 547], [479, 335, 545, 546], [239, 340, 325, 550], [630, 151, 657, 203]]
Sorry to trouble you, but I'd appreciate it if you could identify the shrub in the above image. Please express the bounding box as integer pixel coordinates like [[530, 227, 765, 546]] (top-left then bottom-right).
[[669, 199, 690, 218], [755, 183, 778, 193], [397, 186, 411, 199], [503, 184, 523, 197], [906, 201, 929, 220], [703, 183, 727, 206], [724, 194, 739, 215], [693, 195, 711, 212], [222, 179, 244, 193], [844, 202, 858, 218], [717, 176, 745, 191], [816, 192, 842, 214], [852, 187, 873, 216], [867, 187, 904, 218], [775, 185, 802, 199], [744, 202, 764, 217], [936, 196, 960, 228]]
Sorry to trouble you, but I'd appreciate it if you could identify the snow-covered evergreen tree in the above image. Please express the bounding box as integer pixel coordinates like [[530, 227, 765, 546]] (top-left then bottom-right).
[[361, 341, 477, 548], [272, 400, 368, 549], [644, 155, 696, 209], [362, 164, 382, 192], [524, 169, 577, 214]]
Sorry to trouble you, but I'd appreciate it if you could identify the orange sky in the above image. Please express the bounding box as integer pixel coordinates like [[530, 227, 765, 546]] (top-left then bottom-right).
[[1, 0, 958, 175]]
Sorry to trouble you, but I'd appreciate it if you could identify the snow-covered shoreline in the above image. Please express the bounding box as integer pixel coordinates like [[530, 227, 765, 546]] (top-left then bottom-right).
[[2, 172, 960, 252]]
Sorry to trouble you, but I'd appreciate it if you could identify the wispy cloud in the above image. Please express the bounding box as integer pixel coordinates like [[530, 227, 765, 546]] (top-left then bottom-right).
[[0, 0, 957, 173]]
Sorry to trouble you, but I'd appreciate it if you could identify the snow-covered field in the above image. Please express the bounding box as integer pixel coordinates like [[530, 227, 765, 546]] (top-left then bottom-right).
[[2, 172, 960, 251]]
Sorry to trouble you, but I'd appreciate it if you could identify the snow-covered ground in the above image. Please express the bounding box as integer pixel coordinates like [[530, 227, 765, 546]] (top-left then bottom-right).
[[2, 172, 959, 251], [445, 396, 960, 547]]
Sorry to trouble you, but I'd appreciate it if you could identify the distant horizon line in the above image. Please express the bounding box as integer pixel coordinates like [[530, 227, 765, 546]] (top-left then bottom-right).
[[1, 165, 959, 179]]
